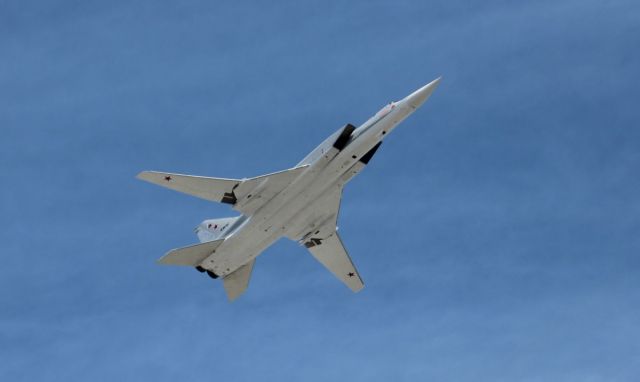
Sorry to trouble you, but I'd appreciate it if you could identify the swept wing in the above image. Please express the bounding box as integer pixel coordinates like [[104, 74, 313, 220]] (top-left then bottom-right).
[[287, 186, 364, 292], [137, 165, 308, 215]]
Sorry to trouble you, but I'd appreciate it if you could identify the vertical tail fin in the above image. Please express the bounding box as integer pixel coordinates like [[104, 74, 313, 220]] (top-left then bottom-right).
[[195, 216, 241, 243]]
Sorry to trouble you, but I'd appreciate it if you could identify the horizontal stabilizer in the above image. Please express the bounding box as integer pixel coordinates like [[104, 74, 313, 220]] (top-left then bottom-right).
[[158, 239, 224, 266], [223, 259, 256, 301]]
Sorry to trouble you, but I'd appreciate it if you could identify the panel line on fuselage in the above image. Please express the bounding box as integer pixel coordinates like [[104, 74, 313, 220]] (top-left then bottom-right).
[[352, 112, 390, 139]]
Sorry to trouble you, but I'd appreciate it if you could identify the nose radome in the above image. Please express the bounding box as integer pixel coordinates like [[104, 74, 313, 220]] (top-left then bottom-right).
[[402, 77, 441, 109]]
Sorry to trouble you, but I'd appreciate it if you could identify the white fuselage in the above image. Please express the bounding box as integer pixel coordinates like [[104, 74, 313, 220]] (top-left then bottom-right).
[[203, 99, 418, 277]]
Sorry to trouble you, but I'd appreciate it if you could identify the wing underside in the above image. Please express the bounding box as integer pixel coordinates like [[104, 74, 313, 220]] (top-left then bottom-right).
[[136, 171, 239, 204], [306, 231, 364, 292], [137, 165, 308, 215], [286, 186, 364, 292], [140, 165, 364, 294]]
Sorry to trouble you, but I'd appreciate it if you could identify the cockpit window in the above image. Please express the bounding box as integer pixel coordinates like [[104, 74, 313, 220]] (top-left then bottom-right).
[[375, 103, 395, 117]]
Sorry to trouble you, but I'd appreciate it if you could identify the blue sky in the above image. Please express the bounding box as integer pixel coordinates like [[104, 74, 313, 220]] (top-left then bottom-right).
[[1, 0, 639, 380]]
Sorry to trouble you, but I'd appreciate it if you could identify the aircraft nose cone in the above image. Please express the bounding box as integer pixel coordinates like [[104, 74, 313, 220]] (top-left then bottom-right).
[[402, 77, 441, 109]]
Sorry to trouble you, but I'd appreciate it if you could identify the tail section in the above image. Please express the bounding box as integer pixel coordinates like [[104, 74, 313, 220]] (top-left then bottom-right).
[[222, 259, 256, 301], [158, 239, 224, 266], [196, 216, 241, 243]]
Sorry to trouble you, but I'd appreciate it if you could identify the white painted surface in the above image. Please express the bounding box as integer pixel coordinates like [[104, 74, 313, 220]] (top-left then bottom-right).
[[138, 79, 440, 300]]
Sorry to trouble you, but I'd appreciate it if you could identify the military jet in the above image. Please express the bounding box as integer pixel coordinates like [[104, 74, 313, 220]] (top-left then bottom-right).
[[137, 78, 440, 300]]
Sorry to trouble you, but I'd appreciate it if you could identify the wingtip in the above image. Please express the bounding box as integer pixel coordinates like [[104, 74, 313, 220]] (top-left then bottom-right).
[[136, 171, 150, 180], [156, 250, 176, 265]]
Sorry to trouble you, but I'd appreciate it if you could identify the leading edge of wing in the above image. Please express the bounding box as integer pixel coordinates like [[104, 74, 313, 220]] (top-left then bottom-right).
[[137, 165, 309, 209], [136, 171, 240, 203]]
